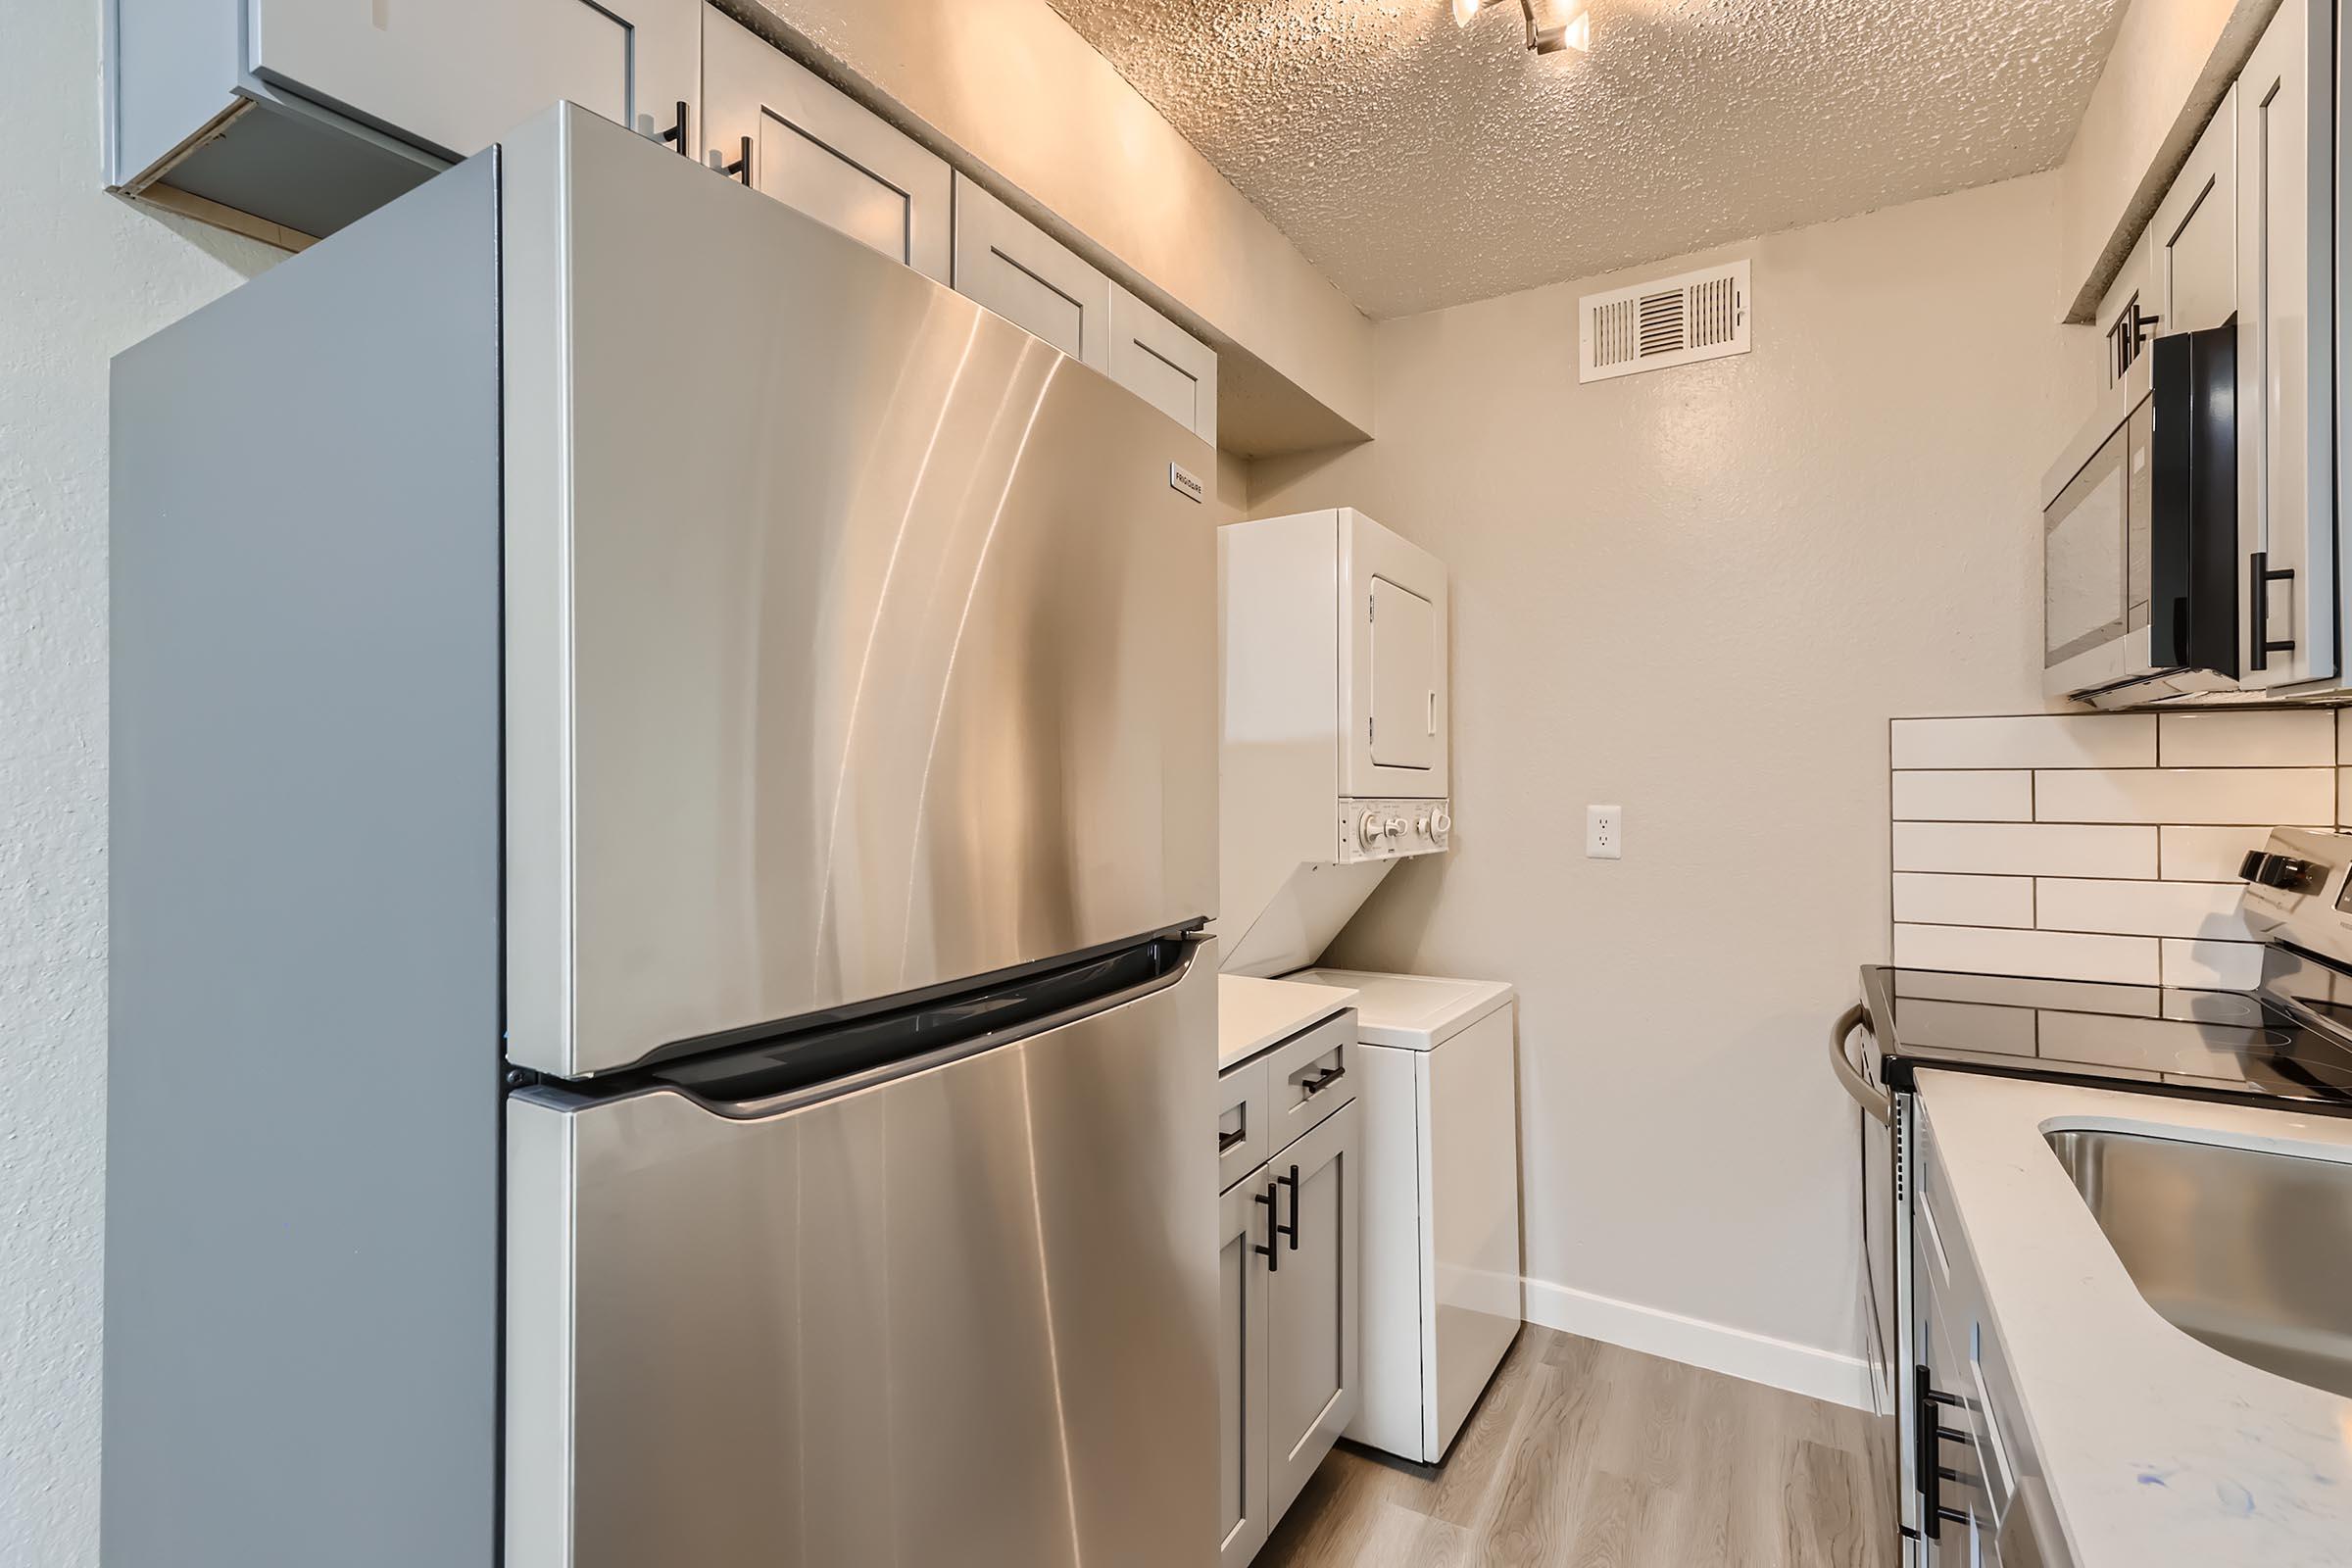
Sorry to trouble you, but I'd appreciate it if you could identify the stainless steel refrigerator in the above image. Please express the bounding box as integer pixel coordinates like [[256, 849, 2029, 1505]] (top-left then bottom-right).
[[107, 104, 1217, 1568]]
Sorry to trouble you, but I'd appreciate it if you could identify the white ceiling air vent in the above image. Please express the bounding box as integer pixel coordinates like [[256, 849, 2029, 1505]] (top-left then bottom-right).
[[1578, 260, 1750, 383]]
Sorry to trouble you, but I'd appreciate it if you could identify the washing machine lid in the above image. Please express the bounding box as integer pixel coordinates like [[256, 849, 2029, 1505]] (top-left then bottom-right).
[[1288, 968, 1513, 1050]]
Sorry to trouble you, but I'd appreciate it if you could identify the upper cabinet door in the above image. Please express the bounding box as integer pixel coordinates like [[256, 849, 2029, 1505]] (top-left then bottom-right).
[[2096, 225, 2154, 393], [2234, 0, 2336, 688], [245, 0, 698, 160], [2151, 89, 2236, 337], [952, 174, 1113, 369], [1108, 284, 1220, 443], [701, 9, 952, 283]]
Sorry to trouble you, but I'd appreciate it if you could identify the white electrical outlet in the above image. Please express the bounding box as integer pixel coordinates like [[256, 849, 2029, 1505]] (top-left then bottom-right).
[[1586, 804, 1622, 859]]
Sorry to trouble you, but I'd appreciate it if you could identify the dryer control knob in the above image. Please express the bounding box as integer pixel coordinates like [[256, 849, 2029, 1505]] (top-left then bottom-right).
[[1431, 808, 1452, 837], [1414, 814, 1431, 837], [1383, 816, 1405, 840], [1358, 809, 1385, 849]]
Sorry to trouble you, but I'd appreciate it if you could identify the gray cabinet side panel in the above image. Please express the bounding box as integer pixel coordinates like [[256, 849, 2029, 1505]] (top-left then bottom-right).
[[104, 154, 503, 1568], [109, 0, 243, 184]]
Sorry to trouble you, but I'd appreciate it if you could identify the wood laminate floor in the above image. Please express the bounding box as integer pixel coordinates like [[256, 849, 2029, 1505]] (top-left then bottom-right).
[[1258, 1327, 1897, 1568]]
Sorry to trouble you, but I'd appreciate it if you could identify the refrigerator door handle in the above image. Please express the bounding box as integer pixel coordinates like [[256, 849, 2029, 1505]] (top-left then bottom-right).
[[627, 932, 1209, 1124]]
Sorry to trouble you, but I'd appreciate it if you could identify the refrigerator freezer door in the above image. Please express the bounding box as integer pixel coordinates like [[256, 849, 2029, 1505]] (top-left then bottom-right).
[[501, 108, 1218, 1079], [506, 937, 1217, 1568]]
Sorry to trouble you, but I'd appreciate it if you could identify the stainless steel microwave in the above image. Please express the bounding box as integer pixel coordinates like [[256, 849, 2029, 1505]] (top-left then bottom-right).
[[2042, 324, 2239, 706]]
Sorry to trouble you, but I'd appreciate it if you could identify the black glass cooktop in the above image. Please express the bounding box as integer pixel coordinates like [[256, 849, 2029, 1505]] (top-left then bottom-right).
[[1860, 962, 2352, 1109]]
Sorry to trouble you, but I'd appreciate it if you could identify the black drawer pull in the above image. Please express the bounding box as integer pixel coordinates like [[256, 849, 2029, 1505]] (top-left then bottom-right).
[[1299, 1064, 1345, 1097], [1275, 1164, 1299, 1250], [1252, 1188, 1279, 1272], [1217, 1125, 1247, 1153], [657, 99, 689, 156]]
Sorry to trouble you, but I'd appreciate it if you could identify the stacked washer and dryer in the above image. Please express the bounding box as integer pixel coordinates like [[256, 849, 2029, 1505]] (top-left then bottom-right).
[[1217, 507, 1523, 1466]]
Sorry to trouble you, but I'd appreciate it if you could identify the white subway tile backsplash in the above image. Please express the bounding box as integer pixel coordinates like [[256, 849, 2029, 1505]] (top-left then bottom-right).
[[2157, 710, 2335, 767], [1889, 710, 2334, 994], [1893, 923, 2160, 985], [2160, 938, 2266, 991], [2159, 825, 2308, 881], [1893, 821, 2156, 879], [2031, 766, 2333, 825], [1892, 873, 2035, 928], [1890, 770, 2033, 822], [1891, 714, 2156, 770], [2033, 878, 2252, 941]]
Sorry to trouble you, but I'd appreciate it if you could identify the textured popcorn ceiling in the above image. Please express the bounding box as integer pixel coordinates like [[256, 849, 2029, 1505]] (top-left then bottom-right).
[[1047, 0, 2130, 318]]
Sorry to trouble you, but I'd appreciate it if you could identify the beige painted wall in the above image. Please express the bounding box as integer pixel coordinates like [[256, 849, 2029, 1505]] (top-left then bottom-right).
[[728, 0, 1376, 453], [1250, 172, 2092, 1362], [2056, 0, 2278, 319], [1, 7, 280, 1563]]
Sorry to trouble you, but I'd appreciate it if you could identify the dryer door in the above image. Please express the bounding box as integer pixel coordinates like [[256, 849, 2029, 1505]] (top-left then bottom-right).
[[1342, 511, 1449, 798], [1369, 577, 1438, 772]]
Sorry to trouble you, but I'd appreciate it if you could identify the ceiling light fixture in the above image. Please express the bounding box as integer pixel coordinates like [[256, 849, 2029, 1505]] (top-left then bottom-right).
[[1452, 0, 1591, 56]]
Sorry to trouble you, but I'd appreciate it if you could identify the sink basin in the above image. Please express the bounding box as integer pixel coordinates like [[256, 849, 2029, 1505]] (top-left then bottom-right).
[[2044, 1128, 2352, 1399]]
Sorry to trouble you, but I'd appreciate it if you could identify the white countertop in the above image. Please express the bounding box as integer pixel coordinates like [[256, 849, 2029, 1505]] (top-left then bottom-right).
[[1916, 1071, 2352, 1566], [1216, 973, 1357, 1071]]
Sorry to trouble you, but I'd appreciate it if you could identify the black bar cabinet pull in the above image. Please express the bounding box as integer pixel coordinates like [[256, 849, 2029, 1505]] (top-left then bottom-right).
[[2249, 550, 2296, 670], [1276, 1165, 1300, 1250], [1300, 1064, 1344, 1097], [719, 135, 752, 185], [658, 100, 689, 156], [1217, 1126, 1247, 1153], [1252, 1188, 1279, 1272], [1918, 1369, 1959, 1537]]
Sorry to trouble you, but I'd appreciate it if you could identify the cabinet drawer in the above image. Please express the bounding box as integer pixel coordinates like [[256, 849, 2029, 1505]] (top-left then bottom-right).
[[1215, 1057, 1272, 1194], [1264, 1012, 1355, 1155]]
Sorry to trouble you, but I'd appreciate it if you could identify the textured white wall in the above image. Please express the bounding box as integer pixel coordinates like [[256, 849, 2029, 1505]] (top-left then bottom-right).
[[0, 10, 278, 1562], [1250, 172, 2092, 1371]]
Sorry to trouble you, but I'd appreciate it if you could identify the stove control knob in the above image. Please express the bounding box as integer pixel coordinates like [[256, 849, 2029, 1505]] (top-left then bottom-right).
[[1431, 807, 1452, 838], [2243, 851, 2324, 892], [1358, 809, 1385, 850]]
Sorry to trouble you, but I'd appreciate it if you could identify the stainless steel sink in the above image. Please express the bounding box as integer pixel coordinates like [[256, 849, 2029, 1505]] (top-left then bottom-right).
[[2043, 1128, 2352, 1398]]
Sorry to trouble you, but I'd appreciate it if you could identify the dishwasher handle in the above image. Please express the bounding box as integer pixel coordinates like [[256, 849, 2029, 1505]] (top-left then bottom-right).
[[1829, 1003, 1890, 1126]]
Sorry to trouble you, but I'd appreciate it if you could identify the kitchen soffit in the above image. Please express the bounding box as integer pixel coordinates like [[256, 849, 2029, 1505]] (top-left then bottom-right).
[[1047, 0, 2131, 318]]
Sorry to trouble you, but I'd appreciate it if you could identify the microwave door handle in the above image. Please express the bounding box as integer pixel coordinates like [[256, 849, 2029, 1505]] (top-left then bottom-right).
[[1829, 1004, 1889, 1126]]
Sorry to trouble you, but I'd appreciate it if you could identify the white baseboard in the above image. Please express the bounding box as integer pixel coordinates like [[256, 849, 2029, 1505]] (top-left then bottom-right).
[[1521, 1277, 1874, 1410]]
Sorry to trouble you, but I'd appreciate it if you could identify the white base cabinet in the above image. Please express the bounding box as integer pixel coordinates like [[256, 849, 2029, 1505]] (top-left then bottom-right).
[[1216, 1014, 1361, 1565]]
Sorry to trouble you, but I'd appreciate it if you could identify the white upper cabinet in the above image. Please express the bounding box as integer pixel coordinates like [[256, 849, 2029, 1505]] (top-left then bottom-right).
[[701, 8, 952, 283], [2234, 0, 2335, 689], [2150, 90, 2236, 337], [952, 174, 1113, 369], [245, 0, 699, 161], [2095, 225, 2154, 393], [1109, 285, 1221, 444]]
